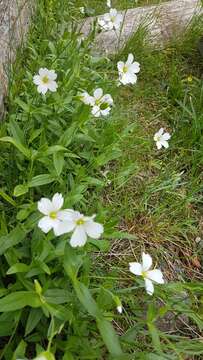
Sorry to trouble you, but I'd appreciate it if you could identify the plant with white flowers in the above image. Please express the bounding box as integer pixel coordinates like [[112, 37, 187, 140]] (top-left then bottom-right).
[[129, 252, 164, 295], [55, 210, 104, 247], [117, 54, 140, 85], [38, 193, 72, 235], [80, 88, 113, 117], [154, 128, 171, 149], [33, 68, 58, 95], [98, 8, 123, 31], [91, 88, 113, 117], [107, 0, 111, 8]]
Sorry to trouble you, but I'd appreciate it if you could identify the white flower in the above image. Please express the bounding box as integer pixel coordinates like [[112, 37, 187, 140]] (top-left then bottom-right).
[[79, 6, 85, 14], [33, 68, 58, 95], [55, 210, 104, 248], [38, 193, 72, 236], [98, 8, 123, 31], [129, 252, 164, 295], [91, 88, 113, 117], [79, 91, 94, 106], [107, 0, 111, 7], [117, 305, 123, 314], [117, 54, 140, 85], [154, 128, 171, 150]]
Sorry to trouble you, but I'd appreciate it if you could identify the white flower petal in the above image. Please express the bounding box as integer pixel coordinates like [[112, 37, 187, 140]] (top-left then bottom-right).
[[117, 61, 125, 72], [48, 70, 57, 80], [91, 105, 101, 117], [38, 216, 55, 233], [102, 94, 113, 105], [147, 269, 164, 284], [39, 68, 48, 76], [125, 73, 137, 84], [129, 62, 140, 73], [84, 220, 104, 239], [48, 81, 58, 92], [144, 278, 154, 295], [57, 209, 75, 221], [126, 53, 134, 65], [161, 140, 169, 149], [38, 198, 53, 215], [52, 193, 64, 211], [101, 107, 111, 116], [103, 14, 110, 22], [37, 84, 48, 95], [54, 220, 75, 236], [156, 141, 162, 150], [162, 132, 171, 141], [33, 75, 41, 85], [94, 88, 103, 99], [142, 252, 152, 271], [110, 8, 117, 17], [129, 262, 142, 275], [158, 128, 164, 136], [119, 75, 128, 85], [70, 226, 87, 247]]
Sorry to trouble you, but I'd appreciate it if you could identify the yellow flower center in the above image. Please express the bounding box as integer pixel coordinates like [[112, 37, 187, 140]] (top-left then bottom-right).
[[49, 211, 57, 219], [187, 76, 193, 83], [95, 99, 101, 106], [111, 16, 115, 22], [123, 65, 128, 73], [76, 218, 85, 225], [141, 271, 147, 278], [42, 75, 49, 84]]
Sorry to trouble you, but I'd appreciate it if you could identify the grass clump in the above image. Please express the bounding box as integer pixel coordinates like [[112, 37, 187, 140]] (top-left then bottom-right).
[[0, 0, 203, 359]]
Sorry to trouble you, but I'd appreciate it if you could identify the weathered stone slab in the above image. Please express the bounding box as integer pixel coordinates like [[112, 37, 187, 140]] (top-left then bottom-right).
[[0, 0, 33, 118], [81, 0, 202, 55]]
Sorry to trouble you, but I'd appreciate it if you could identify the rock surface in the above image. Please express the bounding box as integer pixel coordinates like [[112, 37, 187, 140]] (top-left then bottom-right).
[[81, 0, 202, 55], [0, 0, 33, 118]]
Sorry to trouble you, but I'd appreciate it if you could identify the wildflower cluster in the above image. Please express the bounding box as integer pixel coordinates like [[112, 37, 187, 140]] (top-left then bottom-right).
[[0, 1, 182, 358], [38, 193, 103, 247], [32, 5, 167, 300]]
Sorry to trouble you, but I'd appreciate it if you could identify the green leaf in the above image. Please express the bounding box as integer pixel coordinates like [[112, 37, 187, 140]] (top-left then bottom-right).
[[29, 174, 56, 187], [13, 184, 29, 197], [8, 118, 25, 145], [97, 318, 123, 356], [147, 323, 162, 353], [43, 145, 68, 156], [0, 225, 27, 255], [7, 263, 29, 275], [53, 152, 64, 176], [29, 128, 43, 144], [0, 291, 41, 312], [12, 339, 27, 360], [64, 244, 83, 281], [0, 136, 31, 159], [89, 239, 109, 252], [74, 281, 101, 318], [59, 122, 78, 147], [25, 308, 43, 336], [44, 289, 69, 304], [15, 98, 30, 112], [0, 189, 17, 206]]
